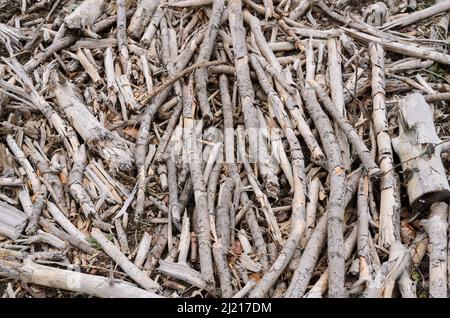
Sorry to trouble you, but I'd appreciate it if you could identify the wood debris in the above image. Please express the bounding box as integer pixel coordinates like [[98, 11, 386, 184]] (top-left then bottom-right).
[[0, 0, 450, 298]]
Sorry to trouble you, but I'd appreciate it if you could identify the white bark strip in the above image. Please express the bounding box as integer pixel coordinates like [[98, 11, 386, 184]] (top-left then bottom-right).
[[47, 202, 87, 242], [140, 4, 166, 46], [134, 232, 152, 269], [76, 48, 102, 83], [157, 260, 208, 290]]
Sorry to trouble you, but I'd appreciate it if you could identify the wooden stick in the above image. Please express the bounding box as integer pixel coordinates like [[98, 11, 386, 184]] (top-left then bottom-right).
[[182, 80, 215, 288], [344, 28, 450, 66], [421, 202, 448, 298], [369, 42, 396, 249], [309, 80, 381, 178], [194, 0, 225, 120], [91, 228, 160, 291], [301, 41, 346, 298], [0, 257, 162, 298], [128, 0, 159, 39], [64, 0, 104, 30], [382, 2, 450, 30]]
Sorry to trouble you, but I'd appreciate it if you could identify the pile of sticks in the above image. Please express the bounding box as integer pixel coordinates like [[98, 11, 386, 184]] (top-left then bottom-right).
[[0, 0, 450, 298]]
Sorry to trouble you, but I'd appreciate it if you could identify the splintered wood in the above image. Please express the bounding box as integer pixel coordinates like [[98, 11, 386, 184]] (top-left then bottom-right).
[[1, 0, 450, 298]]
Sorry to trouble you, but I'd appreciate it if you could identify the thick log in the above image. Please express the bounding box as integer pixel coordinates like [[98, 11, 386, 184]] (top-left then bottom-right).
[[128, 0, 159, 39], [392, 93, 450, 211], [64, 0, 104, 30], [0, 202, 28, 240]]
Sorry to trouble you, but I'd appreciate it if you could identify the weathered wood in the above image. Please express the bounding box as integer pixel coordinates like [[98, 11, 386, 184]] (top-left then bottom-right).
[[128, 0, 159, 39], [344, 28, 450, 66], [182, 80, 215, 288], [301, 41, 346, 298], [0, 202, 28, 240], [194, 0, 225, 120], [0, 257, 162, 298], [382, 2, 450, 30], [230, 3, 279, 199], [370, 42, 397, 249], [392, 93, 450, 211], [421, 202, 448, 298], [64, 0, 104, 30], [0, 0, 449, 300], [91, 228, 160, 291], [54, 76, 133, 172]]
